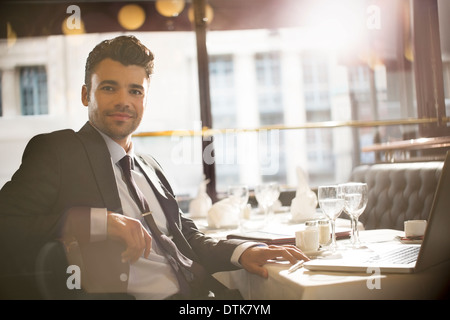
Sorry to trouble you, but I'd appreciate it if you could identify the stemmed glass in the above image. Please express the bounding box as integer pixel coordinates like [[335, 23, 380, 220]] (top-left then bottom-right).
[[339, 182, 368, 248], [228, 185, 249, 229], [318, 185, 345, 252], [255, 182, 280, 225]]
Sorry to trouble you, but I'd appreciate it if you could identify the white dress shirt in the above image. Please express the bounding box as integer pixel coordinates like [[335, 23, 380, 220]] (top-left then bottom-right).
[[90, 128, 257, 299]]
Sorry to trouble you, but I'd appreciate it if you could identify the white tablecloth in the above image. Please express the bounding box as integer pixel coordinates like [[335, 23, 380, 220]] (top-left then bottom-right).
[[211, 227, 450, 299]]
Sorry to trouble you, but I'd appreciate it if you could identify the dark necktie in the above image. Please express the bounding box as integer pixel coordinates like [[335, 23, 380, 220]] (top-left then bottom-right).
[[118, 155, 208, 298]]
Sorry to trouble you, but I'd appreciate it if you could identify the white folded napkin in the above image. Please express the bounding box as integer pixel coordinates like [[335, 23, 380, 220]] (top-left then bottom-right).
[[189, 177, 212, 218], [290, 167, 318, 222], [207, 198, 239, 229]]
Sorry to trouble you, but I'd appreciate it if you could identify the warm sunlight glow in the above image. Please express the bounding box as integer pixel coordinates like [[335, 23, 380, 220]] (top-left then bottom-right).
[[303, 1, 365, 53]]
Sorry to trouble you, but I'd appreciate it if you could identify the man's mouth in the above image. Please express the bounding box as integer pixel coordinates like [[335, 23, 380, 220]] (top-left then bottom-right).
[[108, 112, 134, 121]]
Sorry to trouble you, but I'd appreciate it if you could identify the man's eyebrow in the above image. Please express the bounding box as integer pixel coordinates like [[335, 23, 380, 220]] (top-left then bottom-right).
[[98, 80, 119, 86], [129, 84, 145, 91], [98, 80, 145, 91]]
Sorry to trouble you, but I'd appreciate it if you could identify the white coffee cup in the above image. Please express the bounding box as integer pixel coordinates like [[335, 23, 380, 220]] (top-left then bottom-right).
[[404, 220, 427, 238], [295, 229, 319, 252]]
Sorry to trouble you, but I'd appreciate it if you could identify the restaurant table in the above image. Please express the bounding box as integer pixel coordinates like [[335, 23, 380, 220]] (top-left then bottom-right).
[[194, 210, 361, 244], [195, 215, 450, 299]]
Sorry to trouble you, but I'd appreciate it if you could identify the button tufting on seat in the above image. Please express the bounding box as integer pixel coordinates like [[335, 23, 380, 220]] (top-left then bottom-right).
[[349, 161, 443, 230]]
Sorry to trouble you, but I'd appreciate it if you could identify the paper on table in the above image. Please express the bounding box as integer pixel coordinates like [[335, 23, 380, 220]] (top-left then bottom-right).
[[227, 230, 296, 245], [226, 229, 350, 245]]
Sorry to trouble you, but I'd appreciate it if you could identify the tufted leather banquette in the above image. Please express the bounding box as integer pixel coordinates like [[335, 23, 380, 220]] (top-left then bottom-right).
[[349, 161, 444, 230]]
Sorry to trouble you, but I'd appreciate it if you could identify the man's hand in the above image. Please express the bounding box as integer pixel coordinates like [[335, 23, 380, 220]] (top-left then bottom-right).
[[239, 245, 309, 278], [107, 212, 152, 264]]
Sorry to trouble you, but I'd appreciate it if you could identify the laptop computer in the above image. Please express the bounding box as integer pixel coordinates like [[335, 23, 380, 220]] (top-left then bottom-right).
[[304, 151, 450, 274]]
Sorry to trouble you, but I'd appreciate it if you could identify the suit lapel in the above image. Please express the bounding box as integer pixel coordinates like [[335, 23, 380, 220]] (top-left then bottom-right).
[[75, 122, 123, 213], [135, 155, 169, 200], [134, 155, 199, 260], [134, 155, 179, 224]]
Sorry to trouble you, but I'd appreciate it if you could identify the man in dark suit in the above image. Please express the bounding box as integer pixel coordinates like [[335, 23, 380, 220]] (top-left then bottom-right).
[[0, 35, 307, 299]]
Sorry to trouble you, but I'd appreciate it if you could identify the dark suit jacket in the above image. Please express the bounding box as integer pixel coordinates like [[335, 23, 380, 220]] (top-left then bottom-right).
[[0, 122, 244, 297]]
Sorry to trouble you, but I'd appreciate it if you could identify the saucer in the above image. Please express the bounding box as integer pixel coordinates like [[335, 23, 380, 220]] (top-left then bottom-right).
[[396, 235, 423, 244], [302, 249, 323, 258]]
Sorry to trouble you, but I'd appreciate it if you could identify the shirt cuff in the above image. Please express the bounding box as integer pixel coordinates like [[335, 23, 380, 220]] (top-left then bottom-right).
[[230, 241, 268, 267], [90, 207, 108, 242]]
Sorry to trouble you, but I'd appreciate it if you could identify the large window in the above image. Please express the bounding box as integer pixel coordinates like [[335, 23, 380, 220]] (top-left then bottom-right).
[[202, 0, 447, 194], [0, 0, 448, 199]]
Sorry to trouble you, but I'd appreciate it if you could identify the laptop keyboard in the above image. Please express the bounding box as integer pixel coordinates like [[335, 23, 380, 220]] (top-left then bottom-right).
[[366, 246, 420, 264]]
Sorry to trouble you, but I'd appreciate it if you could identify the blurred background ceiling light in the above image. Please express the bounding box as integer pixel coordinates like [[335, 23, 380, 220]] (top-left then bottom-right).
[[118, 4, 146, 30], [188, 3, 214, 24], [155, 0, 186, 18], [61, 17, 86, 35]]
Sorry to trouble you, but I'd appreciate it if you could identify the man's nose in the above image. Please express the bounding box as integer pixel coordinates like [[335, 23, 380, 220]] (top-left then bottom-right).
[[115, 89, 131, 107]]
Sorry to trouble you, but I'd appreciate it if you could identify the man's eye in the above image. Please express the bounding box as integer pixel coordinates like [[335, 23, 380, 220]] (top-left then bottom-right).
[[101, 86, 114, 91], [130, 89, 143, 95]]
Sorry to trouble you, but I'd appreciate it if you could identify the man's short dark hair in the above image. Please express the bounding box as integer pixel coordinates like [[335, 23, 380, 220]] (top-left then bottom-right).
[[84, 35, 154, 94]]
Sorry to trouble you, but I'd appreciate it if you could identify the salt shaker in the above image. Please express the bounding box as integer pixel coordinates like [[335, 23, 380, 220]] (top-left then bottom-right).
[[305, 220, 318, 230], [298, 220, 319, 252]]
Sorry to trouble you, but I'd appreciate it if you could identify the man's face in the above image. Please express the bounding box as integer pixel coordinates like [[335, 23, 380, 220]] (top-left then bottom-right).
[[82, 58, 149, 148]]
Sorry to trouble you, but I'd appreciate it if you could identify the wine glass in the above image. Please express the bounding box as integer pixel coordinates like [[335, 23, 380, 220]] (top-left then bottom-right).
[[339, 182, 368, 248], [318, 185, 345, 252], [255, 182, 280, 224], [228, 185, 249, 228]]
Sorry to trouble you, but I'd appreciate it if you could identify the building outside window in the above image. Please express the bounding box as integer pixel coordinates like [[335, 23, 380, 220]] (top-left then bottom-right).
[[255, 52, 286, 183], [255, 52, 283, 126], [209, 54, 239, 188], [210, 54, 236, 129], [302, 51, 333, 182], [19, 66, 48, 116]]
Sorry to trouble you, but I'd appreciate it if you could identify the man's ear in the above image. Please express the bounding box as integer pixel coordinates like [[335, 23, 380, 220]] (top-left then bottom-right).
[[81, 85, 89, 106]]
